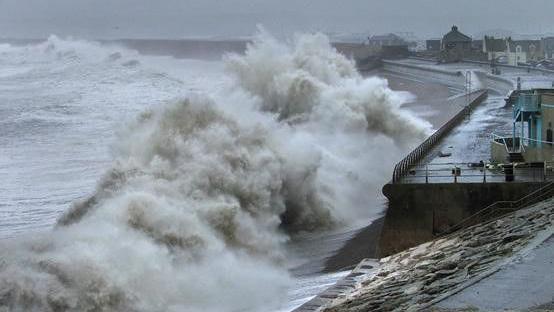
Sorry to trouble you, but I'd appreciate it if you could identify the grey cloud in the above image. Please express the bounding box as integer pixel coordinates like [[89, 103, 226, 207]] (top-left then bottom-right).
[[0, 0, 553, 39]]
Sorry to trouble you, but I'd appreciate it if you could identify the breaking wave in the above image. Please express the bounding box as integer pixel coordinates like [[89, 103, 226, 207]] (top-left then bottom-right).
[[0, 31, 429, 311]]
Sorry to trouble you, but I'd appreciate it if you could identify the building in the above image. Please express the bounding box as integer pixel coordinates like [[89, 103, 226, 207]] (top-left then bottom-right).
[[381, 45, 410, 59], [483, 36, 507, 63], [483, 36, 544, 66], [491, 88, 554, 163], [426, 39, 441, 51], [507, 39, 542, 65], [367, 33, 406, 48], [542, 37, 554, 59], [483, 36, 543, 66], [440, 26, 472, 63], [472, 39, 483, 51]]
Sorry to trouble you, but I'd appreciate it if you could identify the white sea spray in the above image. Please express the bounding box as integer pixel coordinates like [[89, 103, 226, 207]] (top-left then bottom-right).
[[0, 31, 430, 311]]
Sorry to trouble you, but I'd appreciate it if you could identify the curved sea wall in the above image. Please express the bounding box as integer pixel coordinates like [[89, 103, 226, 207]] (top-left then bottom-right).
[[485, 73, 516, 96], [382, 60, 466, 88], [382, 60, 515, 95]]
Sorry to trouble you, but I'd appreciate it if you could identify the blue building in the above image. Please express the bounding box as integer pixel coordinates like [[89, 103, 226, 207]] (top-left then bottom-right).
[[492, 88, 554, 163]]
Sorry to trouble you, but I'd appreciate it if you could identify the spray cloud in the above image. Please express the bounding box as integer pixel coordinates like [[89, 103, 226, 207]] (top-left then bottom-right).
[[0, 30, 429, 311]]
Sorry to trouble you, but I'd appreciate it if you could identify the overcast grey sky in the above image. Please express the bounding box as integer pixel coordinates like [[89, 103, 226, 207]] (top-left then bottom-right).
[[1, 0, 553, 39]]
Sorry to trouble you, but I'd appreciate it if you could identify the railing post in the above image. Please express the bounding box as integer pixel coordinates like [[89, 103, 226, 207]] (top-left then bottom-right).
[[426, 164, 429, 184], [483, 160, 487, 183], [542, 160, 546, 182]]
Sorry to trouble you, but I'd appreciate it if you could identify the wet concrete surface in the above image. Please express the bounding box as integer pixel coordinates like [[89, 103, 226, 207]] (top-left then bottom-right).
[[321, 198, 554, 312], [436, 234, 554, 311]]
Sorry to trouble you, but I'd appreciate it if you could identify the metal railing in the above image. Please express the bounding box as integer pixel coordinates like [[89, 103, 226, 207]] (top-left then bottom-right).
[[443, 180, 554, 235], [492, 133, 554, 151], [402, 161, 554, 184], [392, 90, 488, 183], [491, 133, 524, 153], [514, 94, 540, 115], [459, 58, 554, 75]]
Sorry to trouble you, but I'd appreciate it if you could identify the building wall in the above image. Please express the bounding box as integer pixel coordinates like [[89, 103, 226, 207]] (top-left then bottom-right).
[[487, 51, 507, 62], [426, 40, 441, 51], [523, 146, 554, 162], [541, 102, 554, 141], [542, 38, 554, 59], [507, 50, 527, 66], [333, 43, 378, 61], [491, 140, 508, 163]]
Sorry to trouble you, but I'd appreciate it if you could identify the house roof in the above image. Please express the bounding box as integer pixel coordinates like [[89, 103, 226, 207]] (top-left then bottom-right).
[[484, 36, 506, 52], [442, 26, 471, 43]]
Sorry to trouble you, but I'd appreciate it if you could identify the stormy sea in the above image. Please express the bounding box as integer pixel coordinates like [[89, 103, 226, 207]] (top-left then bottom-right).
[[0, 30, 429, 311]]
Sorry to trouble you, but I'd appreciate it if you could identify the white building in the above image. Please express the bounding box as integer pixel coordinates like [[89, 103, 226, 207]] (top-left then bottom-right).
[[483, 36, 542, 66]]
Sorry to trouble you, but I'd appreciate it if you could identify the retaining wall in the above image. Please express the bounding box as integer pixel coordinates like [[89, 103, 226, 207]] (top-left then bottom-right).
[[378, 182, 547, 256]]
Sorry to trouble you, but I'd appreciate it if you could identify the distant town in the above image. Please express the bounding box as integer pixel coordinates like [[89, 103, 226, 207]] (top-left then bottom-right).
[[332, 26, 554, 71]]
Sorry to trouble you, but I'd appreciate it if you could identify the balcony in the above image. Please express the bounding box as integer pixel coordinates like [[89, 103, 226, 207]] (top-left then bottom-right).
[[513, 94, 540, 120]]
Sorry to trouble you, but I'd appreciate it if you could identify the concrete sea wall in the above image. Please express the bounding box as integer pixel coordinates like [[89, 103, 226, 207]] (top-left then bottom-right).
[[382, 60, 466, 88], [382, 59, 515, 95], [378, 59, 522, 256], [379, 182, 547, 256]]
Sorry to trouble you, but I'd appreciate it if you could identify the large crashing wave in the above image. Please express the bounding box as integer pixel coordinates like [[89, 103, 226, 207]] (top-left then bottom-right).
[[225, 30, 427, 143], [0, 31, 429, 311]]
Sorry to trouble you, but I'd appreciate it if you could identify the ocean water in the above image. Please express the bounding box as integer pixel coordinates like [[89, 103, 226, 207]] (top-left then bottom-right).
[[0, 33, 427, 311], [0, 38, 224, 238]]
